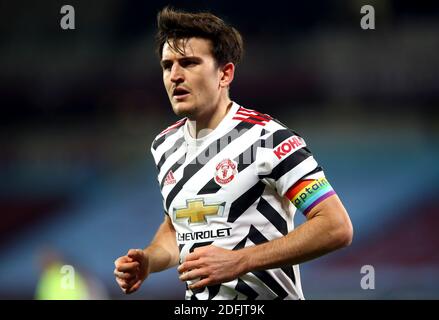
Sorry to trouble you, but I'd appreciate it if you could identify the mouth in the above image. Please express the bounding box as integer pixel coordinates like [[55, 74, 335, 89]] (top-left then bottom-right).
[[172, 87, 190, 101]]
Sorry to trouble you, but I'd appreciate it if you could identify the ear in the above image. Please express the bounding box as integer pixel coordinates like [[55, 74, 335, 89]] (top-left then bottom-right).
[[219, 62, 235, 88]]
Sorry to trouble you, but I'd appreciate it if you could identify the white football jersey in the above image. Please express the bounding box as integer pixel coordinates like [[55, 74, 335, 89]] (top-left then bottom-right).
[[150, 102, 323, 300]]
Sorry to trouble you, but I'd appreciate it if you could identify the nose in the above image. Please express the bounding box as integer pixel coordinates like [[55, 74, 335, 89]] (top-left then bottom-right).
[[170, 63, 184, 84]]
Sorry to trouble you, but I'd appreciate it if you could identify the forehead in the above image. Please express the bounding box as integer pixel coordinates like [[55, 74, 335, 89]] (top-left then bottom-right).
[[162, 37, 213, 60]]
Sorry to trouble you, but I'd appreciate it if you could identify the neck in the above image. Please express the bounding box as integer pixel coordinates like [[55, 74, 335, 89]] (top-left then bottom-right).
[[187, 97, 232, 138]]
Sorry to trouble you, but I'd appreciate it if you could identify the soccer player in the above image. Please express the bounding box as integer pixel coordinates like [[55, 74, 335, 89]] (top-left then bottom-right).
[[114, 6, 353, 300]]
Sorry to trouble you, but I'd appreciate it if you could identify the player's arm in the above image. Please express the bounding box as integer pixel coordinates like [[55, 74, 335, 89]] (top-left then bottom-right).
[[114, 215, 179, 294], [178, 188, 353, 289], [145, 214, 180, 272], [237, 193, 352, 271], [234, 176, 353, 271]]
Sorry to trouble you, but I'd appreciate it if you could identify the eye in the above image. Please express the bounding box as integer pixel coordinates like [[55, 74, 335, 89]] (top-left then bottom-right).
[[161, 62, 172, 70], [180, 60, 197, 68]]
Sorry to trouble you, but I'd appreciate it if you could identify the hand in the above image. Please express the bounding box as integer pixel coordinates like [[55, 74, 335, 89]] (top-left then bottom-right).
[[114, 249, 149, 294], [177, 245, 247, 290]]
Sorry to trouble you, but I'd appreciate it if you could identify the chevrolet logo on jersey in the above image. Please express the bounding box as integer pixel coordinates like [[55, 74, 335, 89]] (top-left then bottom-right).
[[174, 199, 225, 225]]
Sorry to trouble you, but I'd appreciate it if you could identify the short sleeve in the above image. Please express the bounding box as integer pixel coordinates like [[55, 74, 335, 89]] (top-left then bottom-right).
[[255, 128, 322, 197], [150, 140, 170, 217]]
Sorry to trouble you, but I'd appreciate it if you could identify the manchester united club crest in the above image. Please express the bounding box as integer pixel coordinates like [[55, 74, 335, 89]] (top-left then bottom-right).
[[215, 159, 238, 186]]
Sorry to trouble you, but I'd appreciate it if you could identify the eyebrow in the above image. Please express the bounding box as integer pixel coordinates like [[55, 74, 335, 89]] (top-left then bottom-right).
[[160, 56, 203, 68]]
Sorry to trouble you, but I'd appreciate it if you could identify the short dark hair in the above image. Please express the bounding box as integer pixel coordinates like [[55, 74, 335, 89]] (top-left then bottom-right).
[[155, 6, 244, 67]]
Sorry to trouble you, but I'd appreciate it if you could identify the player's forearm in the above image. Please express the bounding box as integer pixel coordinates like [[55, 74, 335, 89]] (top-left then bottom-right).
[[144, 243, 179, 273], [144, 216, 180, 273], [239, 204, 353, 272]]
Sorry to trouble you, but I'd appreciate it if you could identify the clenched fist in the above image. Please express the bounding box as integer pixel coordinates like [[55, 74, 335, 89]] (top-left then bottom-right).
[[114, 249, 149, 294]]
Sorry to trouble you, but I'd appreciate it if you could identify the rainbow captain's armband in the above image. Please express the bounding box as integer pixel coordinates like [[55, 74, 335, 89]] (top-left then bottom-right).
[[285, 177, 336, 215]]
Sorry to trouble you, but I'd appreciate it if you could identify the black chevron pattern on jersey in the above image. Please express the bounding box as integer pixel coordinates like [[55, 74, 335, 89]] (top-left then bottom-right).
[[236, 144, 257, 172], [251, 270, 288, 300], [233, 233, 248, 251], [189, 283, 221, 300], [196, 178, 221, 195], [227, 181, 266, 223], [157, 136, 185, 172], [189, 241, 213, 252], [231, 225, 289, 299], [152, 133, 167, 151], [281, 266, 296, 285], [165, 121, 254, 210], [269, 121, 305, 145], [239, 225, 289, 299], [191, 285, 201, 300], [152, 119, 186, 150], [242, 224, 296, 283], [196, 127, 302, 196], [165, 157, 200, 209], [232, 224, 268, 251], [153, 105, 314, 300], [160, 153, 186, 189], [260, 147, 312, 181], [247, 224, 268, 244], [303, 166, 323, 177], [256, 197, 288, 236], [197, 131, 271, 195], [207, 284, 221, 300], [271, 129, 293, 147], [235, 278, 259, 300]]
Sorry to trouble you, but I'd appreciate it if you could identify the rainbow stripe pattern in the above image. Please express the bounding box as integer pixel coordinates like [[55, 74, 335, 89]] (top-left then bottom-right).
[[285, 177, 336, 215]]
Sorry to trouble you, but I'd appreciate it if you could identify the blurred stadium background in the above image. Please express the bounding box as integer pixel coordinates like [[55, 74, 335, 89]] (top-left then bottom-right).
[[1, 0, 438, 299]]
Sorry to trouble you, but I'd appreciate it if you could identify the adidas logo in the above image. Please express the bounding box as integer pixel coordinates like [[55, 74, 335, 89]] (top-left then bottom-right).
[[164, 170, 176, 186]]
